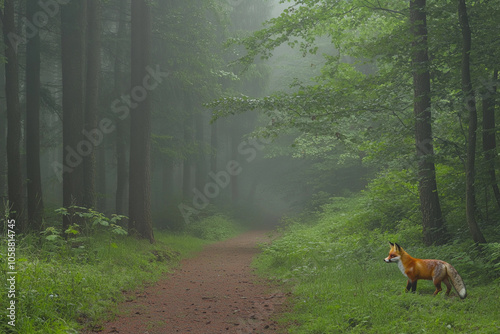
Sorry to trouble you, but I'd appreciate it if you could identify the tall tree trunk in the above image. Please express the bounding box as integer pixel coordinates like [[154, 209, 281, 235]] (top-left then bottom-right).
[[26, 0, 44, 231], [129, 0, 154, 242], [182, 124, 193, 201], [210, 117, 218, 173], [61, 0, 87, 230], [410, 0, 448, 245], [115, 0, 129, 216], [182, 92, 194, 201], [458, 0, 487, 243], [0, 108, 6, 205], [83, 0, 102, 209], [3, 0, 26, 231], [96, 146, 107, 213], [230, 128, 239, 203], [195, 107, 206, 191], [482, 70, 500, 209]]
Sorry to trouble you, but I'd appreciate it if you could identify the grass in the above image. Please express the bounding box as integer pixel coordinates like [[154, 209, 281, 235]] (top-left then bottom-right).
[[254, 197, 500, 333], [0, 210, 243, 334]]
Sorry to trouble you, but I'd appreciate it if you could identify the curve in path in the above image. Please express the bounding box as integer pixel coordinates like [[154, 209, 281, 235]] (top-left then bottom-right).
[[88, 230, 286, 334]]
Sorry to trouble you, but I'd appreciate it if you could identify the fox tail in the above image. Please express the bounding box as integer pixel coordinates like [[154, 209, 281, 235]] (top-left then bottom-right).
[[446, 263, 467, 299]]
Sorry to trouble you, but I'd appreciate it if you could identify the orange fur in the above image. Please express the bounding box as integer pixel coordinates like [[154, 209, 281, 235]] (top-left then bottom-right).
[[384, 242, 466, 299]]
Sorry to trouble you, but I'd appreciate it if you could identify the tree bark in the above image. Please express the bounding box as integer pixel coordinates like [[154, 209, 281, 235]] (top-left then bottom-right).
[[458, 0, 487, 243], [3, 0, 26, 231], [0, 108, 6, 205], [482, 70, 500, 209], [26, 0, 44, 231], [182, 92, 194, 201], [195, 107, 207, 192], [410, 0, 448, 245], [210, 118, 218, 173], [129, 0, 154, 242], [61, 0, 87, 230], [83, 0, 102, 209], [115, 0, 129, 216]]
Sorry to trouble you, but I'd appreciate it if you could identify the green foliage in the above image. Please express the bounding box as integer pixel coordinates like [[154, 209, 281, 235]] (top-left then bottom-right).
[[255, 195, 500, 333], [186, 213, 241, 241]]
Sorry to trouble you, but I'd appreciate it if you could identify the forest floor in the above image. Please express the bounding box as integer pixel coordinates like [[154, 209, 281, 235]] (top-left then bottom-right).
[[84, 230, 288, 334]]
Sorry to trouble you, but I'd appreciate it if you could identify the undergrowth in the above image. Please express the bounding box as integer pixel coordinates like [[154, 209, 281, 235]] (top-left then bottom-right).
[[0, 207, 240, 333], [186, 213, 242, 241], [255, 196, 500, 333]]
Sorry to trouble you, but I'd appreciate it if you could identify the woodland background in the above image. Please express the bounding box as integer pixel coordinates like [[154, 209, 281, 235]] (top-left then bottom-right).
[[0, 0, 499, 332]]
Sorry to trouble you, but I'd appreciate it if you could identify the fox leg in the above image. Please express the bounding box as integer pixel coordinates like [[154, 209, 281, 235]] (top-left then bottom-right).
[[406, 280, 417, 293], [442, 277, 452, 296], [432, 279, 443, 296]]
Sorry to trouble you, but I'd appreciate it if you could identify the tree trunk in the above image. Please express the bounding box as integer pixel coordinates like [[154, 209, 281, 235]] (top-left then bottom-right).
[[230, 131, 239, 203], [26, 0, 44, 231], [195, 107, 207, 191], [210, 117, 218, 173], [3, 0, 26, 231], [482, 70, 500, 209], [115, 0, 129, 216], [182, 93, 194, 201], [83, 0, 102, 209], [96, 146, 107, 213], [129, 0, 154, 242], [61, 0, 87, 230], [458, 0, 487, 243], [410, 0, 448, 245], [0, 108, 6, 205]]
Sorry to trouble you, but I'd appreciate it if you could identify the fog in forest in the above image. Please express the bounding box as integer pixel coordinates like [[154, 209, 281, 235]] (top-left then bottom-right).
[[2, 0, 500, 332], [0, 0, 369, 235]]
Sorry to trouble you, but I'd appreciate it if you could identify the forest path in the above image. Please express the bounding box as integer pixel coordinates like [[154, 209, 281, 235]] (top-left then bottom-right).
[[87, 230, 287, 334]]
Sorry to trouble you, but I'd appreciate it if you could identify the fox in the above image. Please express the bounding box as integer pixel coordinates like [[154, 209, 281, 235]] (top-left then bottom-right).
[[384, 242, 467, 299]]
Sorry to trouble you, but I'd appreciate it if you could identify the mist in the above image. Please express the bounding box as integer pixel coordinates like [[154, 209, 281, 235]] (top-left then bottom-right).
[[0, 0, 368, 235]]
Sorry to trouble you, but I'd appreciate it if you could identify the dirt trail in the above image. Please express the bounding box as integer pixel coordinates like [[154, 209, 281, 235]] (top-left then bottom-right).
[[87, 230, 286, 334]]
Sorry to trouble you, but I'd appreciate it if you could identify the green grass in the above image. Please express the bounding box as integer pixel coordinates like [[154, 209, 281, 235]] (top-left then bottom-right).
[[0, 230, 208, 334], [254, 197, 500, 333]]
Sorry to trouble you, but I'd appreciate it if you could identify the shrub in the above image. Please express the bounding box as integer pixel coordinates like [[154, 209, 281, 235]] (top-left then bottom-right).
[[186, 214, 240, 241]]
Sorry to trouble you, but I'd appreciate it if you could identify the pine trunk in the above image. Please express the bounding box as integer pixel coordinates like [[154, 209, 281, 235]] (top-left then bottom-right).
[[26, 0, 44, 230], [83, 0, 102, 209], [61, 0, 87, 229], [129, 0, 154, 242], [3, 0, 26, 230], [115, 0, 129, 216]]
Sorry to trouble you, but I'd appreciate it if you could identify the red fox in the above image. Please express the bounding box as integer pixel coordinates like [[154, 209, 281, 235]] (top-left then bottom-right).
[[384, 242, 467, 299]]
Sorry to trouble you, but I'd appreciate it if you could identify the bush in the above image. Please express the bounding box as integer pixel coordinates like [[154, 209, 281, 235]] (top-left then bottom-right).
[[186, 214, 240, 241]]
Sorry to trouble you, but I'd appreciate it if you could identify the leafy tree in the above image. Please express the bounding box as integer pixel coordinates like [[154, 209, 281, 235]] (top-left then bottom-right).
[[410, 0, 447, 245]]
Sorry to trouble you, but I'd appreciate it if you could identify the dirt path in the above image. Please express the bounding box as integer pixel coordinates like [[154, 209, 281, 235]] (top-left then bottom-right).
[[87, 230, 286, 334]]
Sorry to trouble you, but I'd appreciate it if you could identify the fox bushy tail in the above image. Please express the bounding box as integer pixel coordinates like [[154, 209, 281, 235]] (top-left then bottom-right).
[[446, 263, 467, 299]]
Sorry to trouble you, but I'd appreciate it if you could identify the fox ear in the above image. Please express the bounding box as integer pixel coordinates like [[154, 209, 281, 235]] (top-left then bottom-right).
[[395, 243, 402, 251], [389, 242, 395, 247]]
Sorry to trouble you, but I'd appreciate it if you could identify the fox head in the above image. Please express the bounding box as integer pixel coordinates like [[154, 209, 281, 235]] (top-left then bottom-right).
[[384, 242, 403, 263]]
